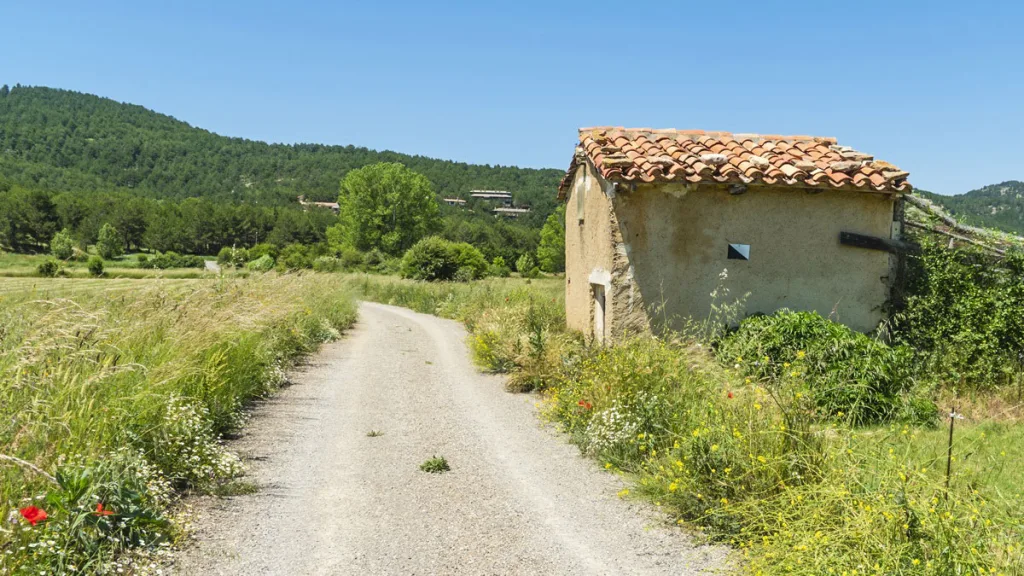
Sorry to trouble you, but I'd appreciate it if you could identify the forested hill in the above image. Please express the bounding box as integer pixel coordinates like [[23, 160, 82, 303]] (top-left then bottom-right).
[[0, 85, 563, 225], [919, 181, 1024, 236]]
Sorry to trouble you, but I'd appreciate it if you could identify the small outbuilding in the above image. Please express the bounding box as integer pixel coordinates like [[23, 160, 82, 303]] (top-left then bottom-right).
[[558, 127, 912, 343]]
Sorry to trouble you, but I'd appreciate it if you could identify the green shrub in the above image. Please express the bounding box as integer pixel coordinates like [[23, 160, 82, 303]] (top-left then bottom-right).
[[137, 254, 149, 265], [338, 247, 364, 271], [895, 242, 1024, 390], [87, 255, 104, 277], [362, 248, 386, 270], [488, 256, 511, 278], [217, 246, 249, 267], [96, 223, 124, 260], [247, 254, 275, 272], [248, 243, 279, 261], [718, 310, 932, 425], [138, 252, 205, 270], [453, 266, 476, 283], [400, 237, 486, 281], [278, 244, 312, 270], [37, 259, 61, 277], [515, 253, 535, 275], [312, 256, 341, 272], [50, 229, 75, 260]]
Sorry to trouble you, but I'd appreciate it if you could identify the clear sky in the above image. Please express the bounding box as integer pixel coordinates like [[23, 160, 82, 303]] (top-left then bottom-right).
[[2, 0, 1021, 195]]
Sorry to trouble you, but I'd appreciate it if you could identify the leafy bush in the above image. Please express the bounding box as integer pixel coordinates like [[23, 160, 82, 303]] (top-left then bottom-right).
[[337, 246, 364, 271], [718, 310, 932, 425], [453, 266, 476, 283], [247, 254, 275, 272], [362, 248, 386, 270], [96, 223, 124, 260], [139, 251, 205, 269], [895, 242, 1024, 389], [50, 229, 75, 260], [217, 246, 249, 267], [312, 256, 341, 272], [248, 243, 279, 261], [488, 256, 511, 278], [515, 253, 535, 275], [400, 237, 486, 281], [87, 255, 104, 277], [37, 259, 61, 277], [278, 243, 312, 270], [137, 254, 148, 265]]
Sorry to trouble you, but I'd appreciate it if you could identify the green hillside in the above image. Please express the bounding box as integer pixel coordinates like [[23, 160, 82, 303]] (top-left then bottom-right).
[[918, 181, 1024, 236], [0, 85, 562, 227]]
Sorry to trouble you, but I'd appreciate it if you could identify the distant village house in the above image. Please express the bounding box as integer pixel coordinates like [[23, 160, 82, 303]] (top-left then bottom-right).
[[470, 190, 513, 206], [558, 127, 911, 343], [444, 197, 468, 206], [297, 195, 340, 214], [493, 207, 531, 218]]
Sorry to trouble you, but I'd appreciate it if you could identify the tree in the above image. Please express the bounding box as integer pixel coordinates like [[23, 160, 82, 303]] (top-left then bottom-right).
[[96, 223, 124, 259], [50, 229, 75, 260], [536, 204, 565, 273], [516, 253, 535, 275], [335, 163, 440, 255]]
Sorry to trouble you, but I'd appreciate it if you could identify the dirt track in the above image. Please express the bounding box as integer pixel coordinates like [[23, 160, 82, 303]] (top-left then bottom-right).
[[171, 302, 730, 575]]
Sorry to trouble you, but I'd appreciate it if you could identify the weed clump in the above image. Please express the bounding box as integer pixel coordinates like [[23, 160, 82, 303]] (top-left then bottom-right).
[[420, 456, 450, 473]]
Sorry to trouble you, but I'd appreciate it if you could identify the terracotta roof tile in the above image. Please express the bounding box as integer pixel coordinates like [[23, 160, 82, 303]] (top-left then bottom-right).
[[558, 128, 911, 197]]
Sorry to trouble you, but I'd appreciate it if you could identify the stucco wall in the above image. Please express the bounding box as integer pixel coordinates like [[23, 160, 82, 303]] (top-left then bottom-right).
[[564, 161, 617, 340], [609, 182, 896, 333]]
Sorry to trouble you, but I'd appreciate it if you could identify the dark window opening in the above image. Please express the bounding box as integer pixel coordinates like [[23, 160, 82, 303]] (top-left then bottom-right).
[[727, 243, 750, 260]]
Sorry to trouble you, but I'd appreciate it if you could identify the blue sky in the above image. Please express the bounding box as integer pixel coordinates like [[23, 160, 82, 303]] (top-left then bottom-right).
[[1, 0, 1021, 195]]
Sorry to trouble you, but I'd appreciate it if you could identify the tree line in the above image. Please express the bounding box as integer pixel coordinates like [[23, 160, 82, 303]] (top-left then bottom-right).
[[0, 85, 563, 228]]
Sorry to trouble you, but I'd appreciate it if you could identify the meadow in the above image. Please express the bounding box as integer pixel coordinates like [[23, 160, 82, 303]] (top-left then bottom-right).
[[352, 274, 1024, 576], [0, 273, 356, 574]]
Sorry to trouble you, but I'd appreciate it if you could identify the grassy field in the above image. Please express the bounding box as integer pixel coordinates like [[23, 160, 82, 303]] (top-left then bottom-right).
[[0, 251, 225, 279], [352, 275, 1024, 576], [0, 272, 356, 574]]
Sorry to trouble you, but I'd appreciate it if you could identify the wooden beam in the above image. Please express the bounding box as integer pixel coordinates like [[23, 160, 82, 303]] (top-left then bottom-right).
[[840, 231, 919, 254]]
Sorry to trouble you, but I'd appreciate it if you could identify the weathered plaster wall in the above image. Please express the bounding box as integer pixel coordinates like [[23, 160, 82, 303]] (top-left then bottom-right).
[[610, 182, 896, 333], [564, 161, 618, 340]]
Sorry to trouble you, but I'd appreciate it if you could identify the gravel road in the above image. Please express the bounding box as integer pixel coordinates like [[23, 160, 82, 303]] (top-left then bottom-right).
[[171, 302, 731, 575]]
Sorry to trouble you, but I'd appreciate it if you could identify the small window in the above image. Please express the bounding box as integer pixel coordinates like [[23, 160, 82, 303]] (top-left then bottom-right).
[[727, 243, 750, 260]]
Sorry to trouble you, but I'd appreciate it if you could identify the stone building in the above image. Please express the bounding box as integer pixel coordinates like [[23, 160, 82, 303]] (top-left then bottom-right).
[[558, 127, 912, 343]]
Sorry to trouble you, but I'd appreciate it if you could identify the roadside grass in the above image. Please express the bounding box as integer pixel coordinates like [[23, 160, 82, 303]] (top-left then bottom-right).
[[353, 274, 1024, 576], [0, 272, 356, 574]]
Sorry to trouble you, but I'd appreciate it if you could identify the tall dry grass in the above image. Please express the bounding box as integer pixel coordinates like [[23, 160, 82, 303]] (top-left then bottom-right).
[[0, 273, 355, 573]]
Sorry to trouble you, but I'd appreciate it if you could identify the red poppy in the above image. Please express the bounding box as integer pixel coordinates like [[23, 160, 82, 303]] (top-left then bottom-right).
[[94, 503, 114, 517], [577, 399, 593, 410], [727, 391, 734, 399], [19, 506, 47, 526]]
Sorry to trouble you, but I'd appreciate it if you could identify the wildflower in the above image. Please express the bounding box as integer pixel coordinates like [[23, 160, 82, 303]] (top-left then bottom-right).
[[796, 350, 806, 359], [94, 503, 114, 517], [19, 506, 47, 526], [912, 559, 920, 566], [669, 482, 678, 492], [757, 456, 767, 464], [727, 391, 734, 399], [577, 400, 592, 410], [720, 498, 729, 505], [711, 444, 719, 452], [604, 462, 613, 469], [754, 403, 762, 411], [783, 362, 790, 368], [617, 488, 630, 498]]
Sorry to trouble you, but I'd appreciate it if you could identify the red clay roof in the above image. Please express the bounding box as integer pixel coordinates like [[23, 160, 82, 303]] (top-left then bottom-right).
[[558, 127, 911, 198]]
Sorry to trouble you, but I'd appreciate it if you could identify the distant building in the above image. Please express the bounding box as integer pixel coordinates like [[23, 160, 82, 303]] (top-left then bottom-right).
[[444, 198, 467, 206], [559, 127, 911, 343], [493, 207, 531, 218], [297, 195, 340, 214], [470, 190, 513, 206]]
